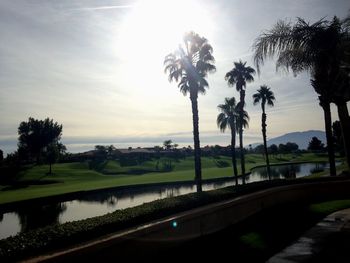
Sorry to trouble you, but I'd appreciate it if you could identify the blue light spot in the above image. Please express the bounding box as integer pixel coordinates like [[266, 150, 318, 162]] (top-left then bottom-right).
[[172, 221, 178, 228]]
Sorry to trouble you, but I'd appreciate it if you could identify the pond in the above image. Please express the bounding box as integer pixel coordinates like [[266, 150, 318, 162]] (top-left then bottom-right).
[[0, 162, 330, 240]]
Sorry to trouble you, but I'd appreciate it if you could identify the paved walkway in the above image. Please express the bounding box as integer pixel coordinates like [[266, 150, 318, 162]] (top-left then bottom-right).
[[267, 208, 350, 263]]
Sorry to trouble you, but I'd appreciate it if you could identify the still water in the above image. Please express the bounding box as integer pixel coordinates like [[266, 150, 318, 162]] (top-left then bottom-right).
[[0, 162, 328, 240]]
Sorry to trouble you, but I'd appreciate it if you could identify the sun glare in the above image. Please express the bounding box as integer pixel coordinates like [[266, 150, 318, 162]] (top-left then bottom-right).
[[118, 0, 214, 60], [116, 0, 215, 96]]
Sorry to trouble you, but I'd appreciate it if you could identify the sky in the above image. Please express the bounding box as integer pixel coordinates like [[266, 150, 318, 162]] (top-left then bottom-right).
[[0, 0, 349, 154]]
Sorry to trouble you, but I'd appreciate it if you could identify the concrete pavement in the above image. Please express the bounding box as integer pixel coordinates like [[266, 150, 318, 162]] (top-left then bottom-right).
[[267, 208, 350, 263]]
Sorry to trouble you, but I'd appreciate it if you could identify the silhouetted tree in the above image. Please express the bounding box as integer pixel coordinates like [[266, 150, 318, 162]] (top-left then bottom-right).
[[285, 142, 299, 153], [332, 70, 350, 167], [45, 144, 59, 175], [217, 97, 249, 185], [107, 145, 116, 159], [18, 117, 63, 164], [327, 14, 350, 168], [225, 60, 255, 183], [164, 31, 216, 192], [253, 17, 348, 176], [253, 85, 276, 180], [333, 120, 344, 155], [163, 140, 173, 150], [254, 144, 265, 155], [278, 144, 288, 155], [268, 144, 278, 157], [94, 145, 108, 160], [0, 149, 3, 163], [308, 137, 325, 152], [43, 142, 66, 174]]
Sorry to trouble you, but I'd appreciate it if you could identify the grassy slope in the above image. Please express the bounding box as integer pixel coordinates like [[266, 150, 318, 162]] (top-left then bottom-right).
[[0, 153, 339, 204]]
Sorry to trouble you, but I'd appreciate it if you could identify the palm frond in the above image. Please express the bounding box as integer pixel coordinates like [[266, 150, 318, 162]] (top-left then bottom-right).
[[236, 109, 250, 130], [217, 113, 228, 132], [217, 97, 239, 133], [252, 93, 261, 105], [178, 76, 190, 96], [164, 31, 215, 99], [225, 61, 255, 90], [252, 85, 276, 108], [253, 20, 294, 74]]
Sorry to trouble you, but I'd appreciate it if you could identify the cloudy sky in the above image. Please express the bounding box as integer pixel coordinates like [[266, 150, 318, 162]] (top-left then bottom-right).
[[0, 0, 349, 154]]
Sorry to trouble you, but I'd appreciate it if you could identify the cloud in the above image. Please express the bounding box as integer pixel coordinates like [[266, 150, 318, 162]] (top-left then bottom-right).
[[73, 5, 134, 11]]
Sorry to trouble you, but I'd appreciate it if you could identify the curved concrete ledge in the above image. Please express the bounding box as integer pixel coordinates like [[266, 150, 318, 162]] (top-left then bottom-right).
[[25, 179, 350, 262]]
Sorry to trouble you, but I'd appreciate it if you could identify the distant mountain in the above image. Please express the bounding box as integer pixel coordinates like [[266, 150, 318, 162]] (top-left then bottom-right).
[[251, 130, 326, 150]]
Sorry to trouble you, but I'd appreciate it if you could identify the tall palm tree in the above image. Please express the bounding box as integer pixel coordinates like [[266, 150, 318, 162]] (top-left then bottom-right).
[[253, 85, 276, 180], [164, 32, 216, 192], [217, 97, 249, 185], [332, 70, 350, 168], [330, 15, 350, 168], [252, 17, 348, 176], [225, 60, 255, 183]]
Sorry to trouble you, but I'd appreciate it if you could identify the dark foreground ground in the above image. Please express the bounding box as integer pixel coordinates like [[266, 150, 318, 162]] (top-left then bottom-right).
[[58, 202, 328, 262], [268, 208, 350, 263]]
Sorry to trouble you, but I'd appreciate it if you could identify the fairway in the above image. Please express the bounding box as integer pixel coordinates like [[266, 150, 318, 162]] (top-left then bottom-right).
[[0, 153, 337, 204]]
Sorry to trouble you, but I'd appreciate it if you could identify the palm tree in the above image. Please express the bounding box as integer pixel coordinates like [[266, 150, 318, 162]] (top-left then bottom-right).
[[330, 15, 350, 168], [332, 70, 350, 168], [253, 85, 276, 180], [164, 32, 216, 192], [217, 97, 249, 185], [252, 17, 348, 176], [225, 60, 255, 183]]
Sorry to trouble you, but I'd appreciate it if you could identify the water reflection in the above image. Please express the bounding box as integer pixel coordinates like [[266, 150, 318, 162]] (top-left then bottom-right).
[[0, 162, 328, 240], [17, 203, 67, 232], [250, 164, 302, 181], [246, 163, 325, 183]]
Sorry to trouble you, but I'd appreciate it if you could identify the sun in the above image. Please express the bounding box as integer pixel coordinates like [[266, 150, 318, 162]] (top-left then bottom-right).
[[115, 0, 215, 98], [117, 0, 214, 62]]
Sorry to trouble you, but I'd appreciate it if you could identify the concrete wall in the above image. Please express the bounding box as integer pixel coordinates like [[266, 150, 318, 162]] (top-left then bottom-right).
[[27, 179, 350, 262]]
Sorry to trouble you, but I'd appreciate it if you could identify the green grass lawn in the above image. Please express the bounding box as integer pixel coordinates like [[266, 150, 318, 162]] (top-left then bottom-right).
[[0, 153, 343, 204]]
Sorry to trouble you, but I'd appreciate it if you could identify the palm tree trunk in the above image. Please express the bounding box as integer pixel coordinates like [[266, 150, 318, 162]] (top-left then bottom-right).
[[261, 110, 271, 180], [319, 96, 336, 176], [230, 127, 238, 185], [190, 94, 202, 192], [336, 101, 350, 170], [239, 89, 246, 184], [239, 129, 245, 183]]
